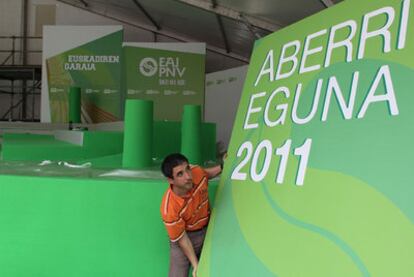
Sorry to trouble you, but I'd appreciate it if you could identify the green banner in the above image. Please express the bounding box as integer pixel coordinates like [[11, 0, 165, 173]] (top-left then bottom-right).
[[123, 44, 205, 120], [200, 0, 414, 276], [46, 29, 123, 123]]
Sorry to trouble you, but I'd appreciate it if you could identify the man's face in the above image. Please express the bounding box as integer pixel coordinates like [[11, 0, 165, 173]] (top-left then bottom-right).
[[168, 162, 193, 192]]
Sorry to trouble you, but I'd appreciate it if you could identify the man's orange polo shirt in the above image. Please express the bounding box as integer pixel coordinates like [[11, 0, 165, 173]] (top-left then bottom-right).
[[160, 166, 210, 242]]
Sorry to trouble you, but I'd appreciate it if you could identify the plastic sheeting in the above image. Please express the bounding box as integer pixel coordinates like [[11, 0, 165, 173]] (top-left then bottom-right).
[[0, 158, 222, 180], [0, 160, 165, 180]]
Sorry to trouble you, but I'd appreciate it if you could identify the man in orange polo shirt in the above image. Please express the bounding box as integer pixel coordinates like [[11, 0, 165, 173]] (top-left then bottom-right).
[[160, 153, 222, 277]]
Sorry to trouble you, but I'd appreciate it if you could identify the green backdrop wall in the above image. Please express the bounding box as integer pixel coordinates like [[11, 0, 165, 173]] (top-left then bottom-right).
[[123, 43, 206, 121], [0, 175, 218, 276], [44, 27, 123, 123]]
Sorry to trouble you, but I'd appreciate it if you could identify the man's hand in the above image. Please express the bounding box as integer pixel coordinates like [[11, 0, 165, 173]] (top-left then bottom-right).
[[222, 151, 228, 161], [178, 232, 199, 275], [204, 151, 228, 179], [192, 265, 198, 277], [221, 151, 228, 169]]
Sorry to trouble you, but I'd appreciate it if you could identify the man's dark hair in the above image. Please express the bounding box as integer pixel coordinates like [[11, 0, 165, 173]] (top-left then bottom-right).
[[161, 153, 189, 178]]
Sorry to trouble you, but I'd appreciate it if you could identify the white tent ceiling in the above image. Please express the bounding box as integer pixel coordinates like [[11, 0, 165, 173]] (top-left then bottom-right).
[[56, 0, 343, 72]]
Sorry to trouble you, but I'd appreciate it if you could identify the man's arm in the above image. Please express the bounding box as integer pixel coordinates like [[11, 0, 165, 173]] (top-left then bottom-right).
[[204, 165, 222, 179], [177, 231, 198, 276]]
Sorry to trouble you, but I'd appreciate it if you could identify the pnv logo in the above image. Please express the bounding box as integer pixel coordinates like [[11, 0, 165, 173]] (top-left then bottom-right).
[[138, 57, 186, 78], [139, 57, 158, 77]]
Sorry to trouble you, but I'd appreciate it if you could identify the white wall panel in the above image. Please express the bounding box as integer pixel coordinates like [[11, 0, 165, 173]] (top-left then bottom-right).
[[205, 65, 247, 151]]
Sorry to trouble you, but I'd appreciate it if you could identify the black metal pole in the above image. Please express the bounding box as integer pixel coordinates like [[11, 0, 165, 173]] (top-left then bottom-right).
[[22, 0, 28, 120]]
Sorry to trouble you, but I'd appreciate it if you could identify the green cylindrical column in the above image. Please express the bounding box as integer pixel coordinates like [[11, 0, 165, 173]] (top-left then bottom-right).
[[181, 105, 202, 165], [122, 99, 153, 168], [69, 86, 81, 123]]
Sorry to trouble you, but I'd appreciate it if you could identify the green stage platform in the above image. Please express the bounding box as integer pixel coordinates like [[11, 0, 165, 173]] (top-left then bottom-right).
[[0, 119, 219, 276], [1, 121, 216, 166]]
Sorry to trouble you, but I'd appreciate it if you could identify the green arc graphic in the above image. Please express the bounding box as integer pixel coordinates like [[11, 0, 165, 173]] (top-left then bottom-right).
[[261, 180, 369, 276]]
